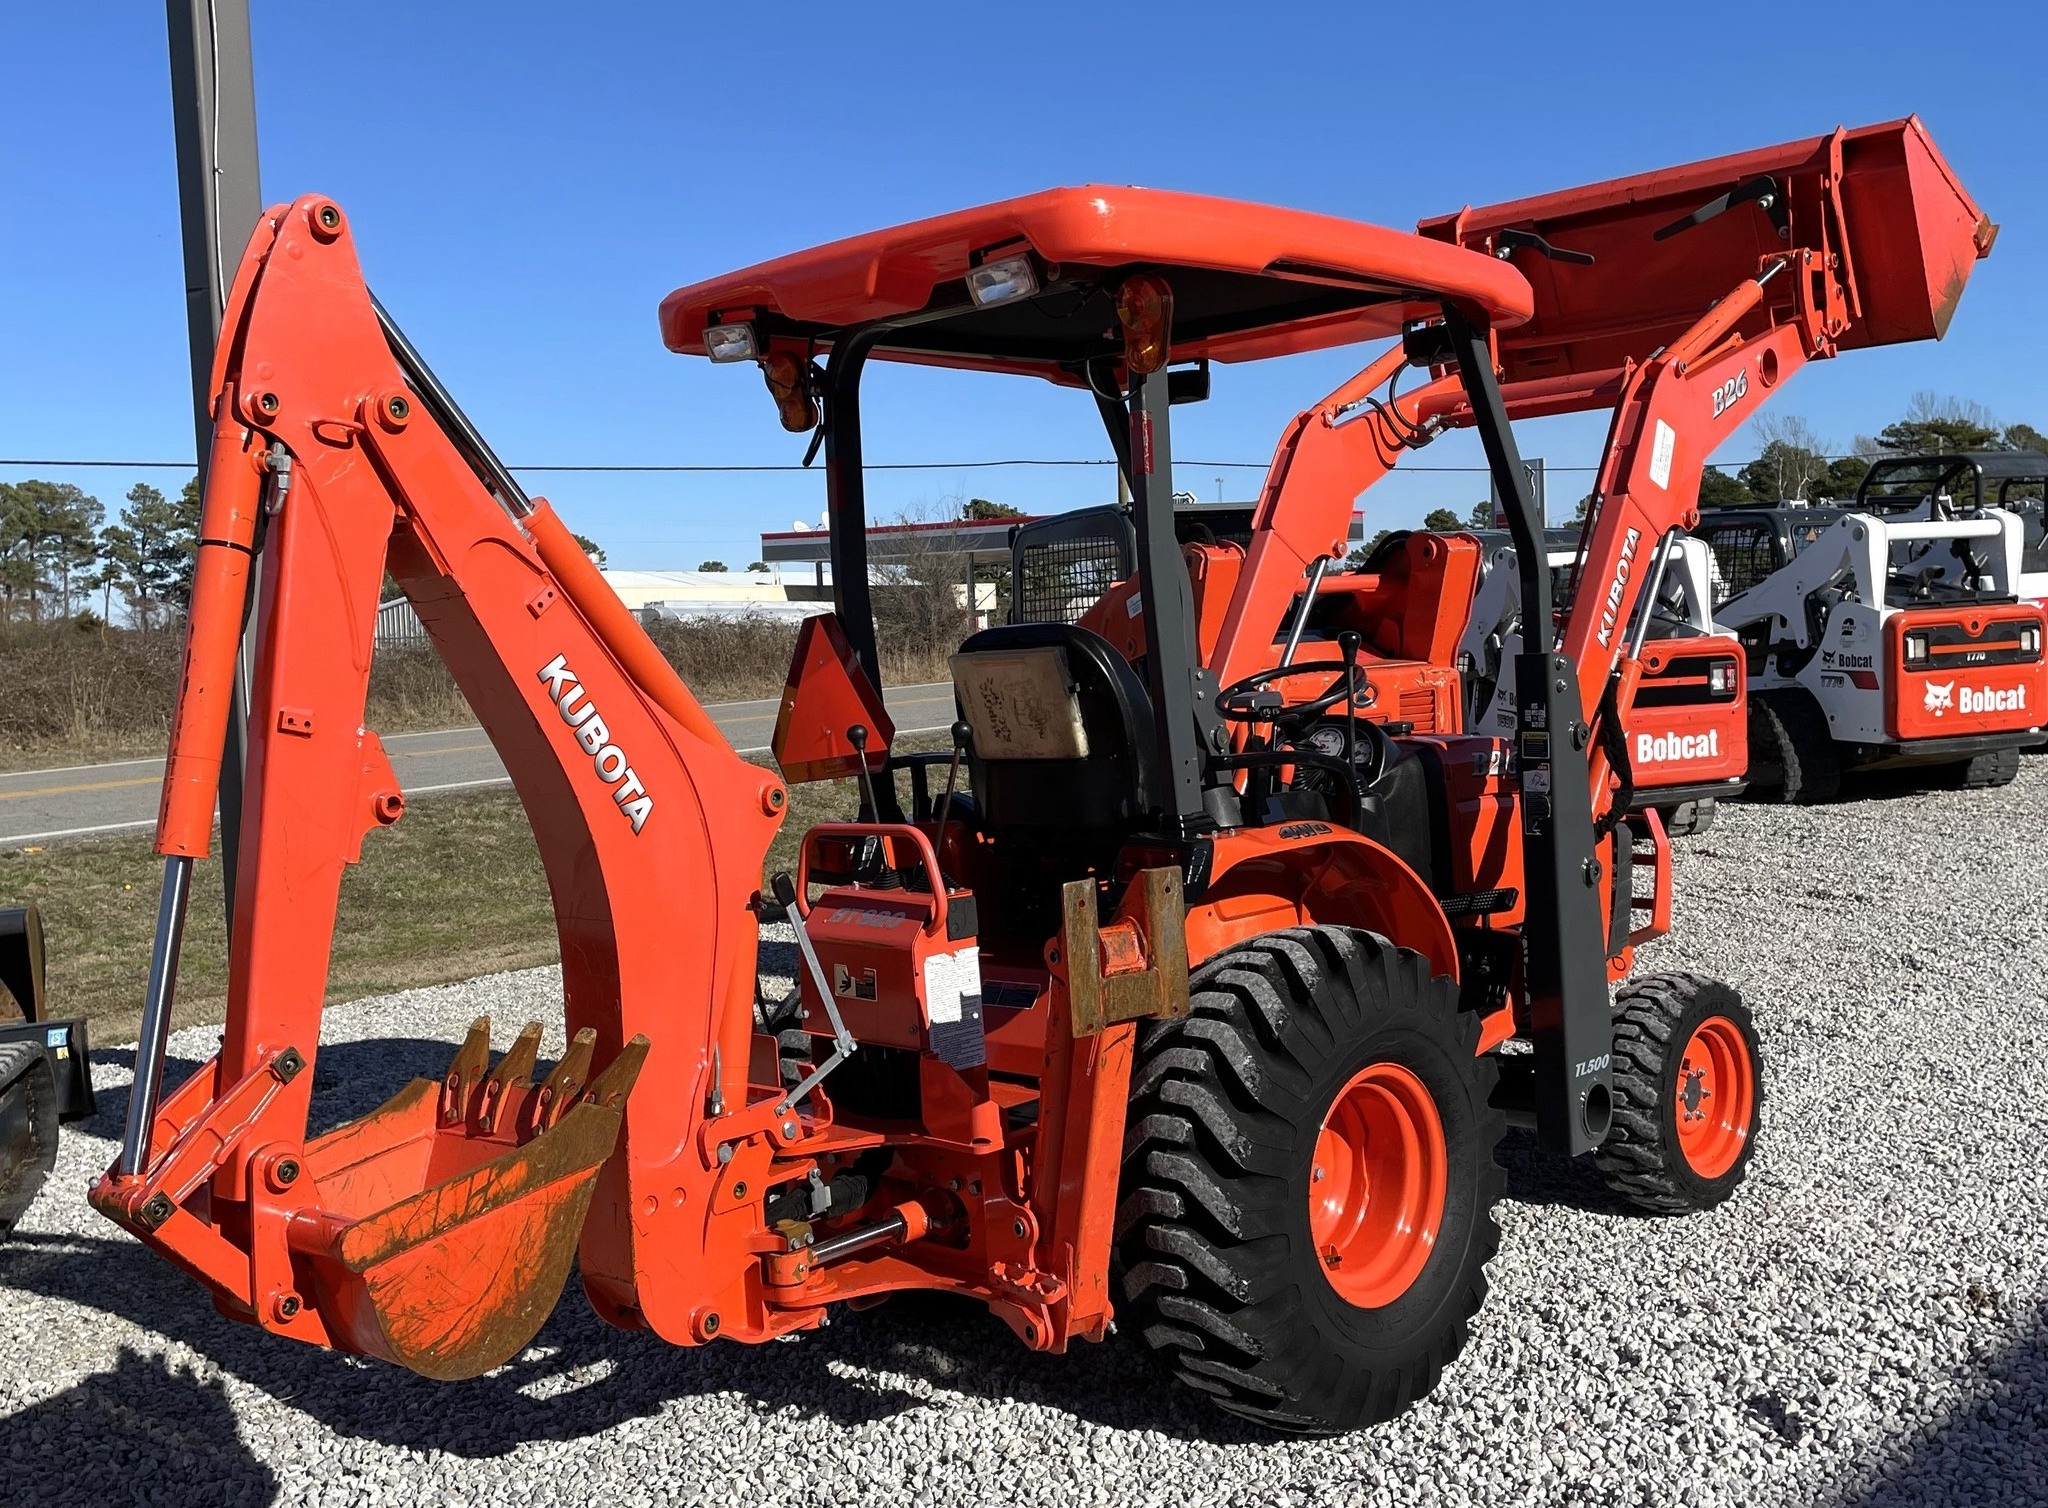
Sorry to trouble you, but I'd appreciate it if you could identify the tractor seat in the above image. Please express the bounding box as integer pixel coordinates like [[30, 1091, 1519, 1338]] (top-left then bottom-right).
[[949, 623, 1160, 831]]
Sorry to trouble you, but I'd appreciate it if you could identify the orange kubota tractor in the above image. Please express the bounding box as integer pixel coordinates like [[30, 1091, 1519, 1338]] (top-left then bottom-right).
[[93, 121, 1987, 1433]]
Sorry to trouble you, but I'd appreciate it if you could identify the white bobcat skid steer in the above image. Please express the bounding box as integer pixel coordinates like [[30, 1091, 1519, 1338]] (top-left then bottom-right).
[[1458, 532, 1745, 832], [1705, 504, 2048, 802]]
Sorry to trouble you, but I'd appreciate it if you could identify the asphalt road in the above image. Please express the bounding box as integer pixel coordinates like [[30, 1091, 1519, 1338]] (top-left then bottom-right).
[[0, 681, 957, 847]]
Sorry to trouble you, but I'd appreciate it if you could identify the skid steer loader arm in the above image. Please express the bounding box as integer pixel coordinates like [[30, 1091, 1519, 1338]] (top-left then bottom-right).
[[90, 196, 786, 1376]]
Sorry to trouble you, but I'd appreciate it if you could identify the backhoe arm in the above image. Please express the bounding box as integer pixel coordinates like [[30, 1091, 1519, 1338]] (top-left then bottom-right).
[[93, 196, 786, 1377]]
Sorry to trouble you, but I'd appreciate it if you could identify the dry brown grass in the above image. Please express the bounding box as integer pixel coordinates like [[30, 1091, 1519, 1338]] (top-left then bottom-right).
[[0, 615, 955, 771]]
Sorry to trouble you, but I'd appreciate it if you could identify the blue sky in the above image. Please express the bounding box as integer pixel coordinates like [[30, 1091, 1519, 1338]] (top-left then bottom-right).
[[3, 3, 2043, 570]]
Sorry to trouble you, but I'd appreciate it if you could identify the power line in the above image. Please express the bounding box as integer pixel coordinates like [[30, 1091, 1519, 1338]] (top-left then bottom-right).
[[1, 455, 1614, 475], [10, 451, 1865, 477]]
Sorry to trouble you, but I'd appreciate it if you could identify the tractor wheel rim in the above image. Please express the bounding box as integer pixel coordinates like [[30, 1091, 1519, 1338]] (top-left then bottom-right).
[[1309, 1061, 1447, 1309], [1673, 1015, 1755, 1179]]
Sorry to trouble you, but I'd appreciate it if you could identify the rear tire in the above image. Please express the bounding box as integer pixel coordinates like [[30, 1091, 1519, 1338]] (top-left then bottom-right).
[[1594, 972, 1762, 1215], [1117, 926, 1504, 1433], [1747, 688, 1841, 804], [1942, 747, 2021, 791]]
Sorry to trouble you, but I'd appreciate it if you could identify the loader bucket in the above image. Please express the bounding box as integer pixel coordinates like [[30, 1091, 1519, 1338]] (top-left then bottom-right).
[[1418, 116, 1994, 378], [286, 1023, 648, 1379]]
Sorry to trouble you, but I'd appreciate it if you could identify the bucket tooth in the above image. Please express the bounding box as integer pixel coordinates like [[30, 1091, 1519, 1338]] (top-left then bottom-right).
[[478, 1021, 544, 1134], [583, 1034, 650, 1111], [440, 1016, 493, 1124], [537, 1028, 596, 1130]]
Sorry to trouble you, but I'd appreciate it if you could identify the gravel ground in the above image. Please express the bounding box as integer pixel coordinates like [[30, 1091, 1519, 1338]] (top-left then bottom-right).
[[4, 764, 2047, 1506]]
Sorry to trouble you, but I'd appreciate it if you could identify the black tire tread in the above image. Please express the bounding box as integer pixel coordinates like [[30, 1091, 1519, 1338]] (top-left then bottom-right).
[[1950, 747, 2022, 790], [1116, 925, 1504, 1432], [1750, 688, 1842, 804], [1594, 971, 1763, 1215], [0, 1042, 60, 1241]]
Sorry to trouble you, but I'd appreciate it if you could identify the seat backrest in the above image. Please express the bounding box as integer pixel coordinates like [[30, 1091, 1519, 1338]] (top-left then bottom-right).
[[949, 623, 1159, 831]]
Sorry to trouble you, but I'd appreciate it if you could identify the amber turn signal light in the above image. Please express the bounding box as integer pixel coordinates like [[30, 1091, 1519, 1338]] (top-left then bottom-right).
[[1116, 273, 1174, 376]]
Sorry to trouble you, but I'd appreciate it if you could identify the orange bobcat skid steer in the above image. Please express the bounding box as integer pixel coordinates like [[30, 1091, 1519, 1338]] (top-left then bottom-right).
[[95, 119, 1988, 1433]]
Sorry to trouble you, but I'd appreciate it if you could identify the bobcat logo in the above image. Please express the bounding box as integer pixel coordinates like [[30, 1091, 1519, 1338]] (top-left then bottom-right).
[[1924, 680, 1955, 717]]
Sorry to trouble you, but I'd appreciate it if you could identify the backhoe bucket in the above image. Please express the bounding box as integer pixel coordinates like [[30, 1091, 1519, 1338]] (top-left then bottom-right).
[[286, 1022, 648, 1380], [97, 1018, 647, 1380]]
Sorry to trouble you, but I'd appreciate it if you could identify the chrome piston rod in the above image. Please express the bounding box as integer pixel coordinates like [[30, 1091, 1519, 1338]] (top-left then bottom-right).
[[119, 854, 194, 1176], [1278, 555, 1332, 669]]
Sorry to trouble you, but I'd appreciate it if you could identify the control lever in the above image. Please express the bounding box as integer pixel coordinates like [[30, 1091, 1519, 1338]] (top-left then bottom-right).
[[769, 870, 858, 1114], [933, 720, 972, 871], [1653, 173, 1789, 242], [1495, 228, 1596, 266], [848, 724, 880, 819]]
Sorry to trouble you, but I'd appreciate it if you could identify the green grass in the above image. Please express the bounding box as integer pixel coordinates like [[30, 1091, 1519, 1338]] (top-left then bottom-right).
[[0, 742, 940, 1042]]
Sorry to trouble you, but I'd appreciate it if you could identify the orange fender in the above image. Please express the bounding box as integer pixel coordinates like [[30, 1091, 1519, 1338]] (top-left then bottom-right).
[[1184, 825, 1458, 983]]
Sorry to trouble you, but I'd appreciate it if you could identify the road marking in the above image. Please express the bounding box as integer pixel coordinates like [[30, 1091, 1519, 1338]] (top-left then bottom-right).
[[401, 776, 514, 797], [0, 774, 164, 800], [2, 817, 163, 844], [0, 753, 166, 778], [388, 741, 493, 762], [0, 723, 959, 845]]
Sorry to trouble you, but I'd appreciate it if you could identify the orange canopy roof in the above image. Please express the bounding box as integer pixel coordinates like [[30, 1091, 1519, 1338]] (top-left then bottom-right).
[[659, 186, 1533, 383]]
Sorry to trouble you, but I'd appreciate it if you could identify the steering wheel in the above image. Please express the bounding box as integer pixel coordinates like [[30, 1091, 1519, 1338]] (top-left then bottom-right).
[[1215, 662, 1361, 725]]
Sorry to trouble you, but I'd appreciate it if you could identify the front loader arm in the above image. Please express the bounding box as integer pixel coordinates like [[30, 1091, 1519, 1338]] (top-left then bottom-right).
[[93, 196, 786, 1376], [1211, 347, 1462, 690], [1555, 268, 1821, 817]]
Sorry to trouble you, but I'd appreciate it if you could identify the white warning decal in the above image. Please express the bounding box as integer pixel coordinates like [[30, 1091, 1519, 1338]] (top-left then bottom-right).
[[922, 946, 982, 1025], [1648, 420, 1677, 491]]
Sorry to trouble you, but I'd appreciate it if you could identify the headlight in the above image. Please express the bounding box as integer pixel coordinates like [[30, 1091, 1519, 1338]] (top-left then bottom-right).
[[2022, 624, 2042, 658], [966, 253, 1039, 308], [704, 322, 761, 363], [1904, 631, 1930, 666]]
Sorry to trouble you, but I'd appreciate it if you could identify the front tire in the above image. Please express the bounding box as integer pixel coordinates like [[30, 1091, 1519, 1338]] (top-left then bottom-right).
[[1594, 972, 1763, 1214], [1117, 926, 1504, 1433]]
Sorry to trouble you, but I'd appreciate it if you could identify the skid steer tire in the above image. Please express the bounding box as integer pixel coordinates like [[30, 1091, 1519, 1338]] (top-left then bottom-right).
[[1747, 689, 1841, 804], [1942, 747, 2021, 791], [1659, 798, 1716, 838], [1594, 972, 1762, 1215], [0, 1041, 60, 1241], [1116, 926, 1504, 1433]]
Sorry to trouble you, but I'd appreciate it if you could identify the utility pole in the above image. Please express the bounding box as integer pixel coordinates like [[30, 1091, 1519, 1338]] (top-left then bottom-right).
[[166, 0, 262, 925]]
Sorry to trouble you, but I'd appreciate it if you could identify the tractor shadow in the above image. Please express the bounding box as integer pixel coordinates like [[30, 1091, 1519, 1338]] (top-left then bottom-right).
[[1841, 1300, 2048, 1505], [1, 1230, 1251, 1453], [0, 1344, 280, 1507], [20, 1035, 1256, 1453], [1492, 1128, 1641, 1217]]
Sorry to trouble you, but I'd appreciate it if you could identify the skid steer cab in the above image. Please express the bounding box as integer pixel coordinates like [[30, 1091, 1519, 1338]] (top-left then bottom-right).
[[1854, 449, 2048, 606], [1458, 530, 1747, 835], [1696, 502, 2047, 800], [98, 115, 1989, 1436]]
